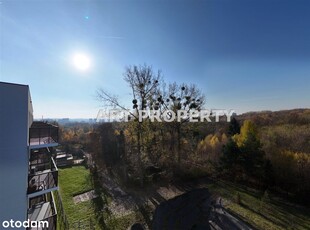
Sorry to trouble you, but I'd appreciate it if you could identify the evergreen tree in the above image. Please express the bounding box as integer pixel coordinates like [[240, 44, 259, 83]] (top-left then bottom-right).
[[220, 138, 241, 175], [240, 132, 265, 178], [228, 117, 240, 136], [222, 120, 268, 181]]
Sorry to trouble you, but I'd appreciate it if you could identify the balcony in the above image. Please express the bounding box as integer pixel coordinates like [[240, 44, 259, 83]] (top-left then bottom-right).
[[28, 157, 58, 198], [29, 148, 52, 172], [27, 192, 57, 230], [29, 122, 59, 149]]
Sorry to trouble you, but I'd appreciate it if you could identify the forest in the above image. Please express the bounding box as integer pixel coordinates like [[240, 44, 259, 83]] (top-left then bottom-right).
[[61, 65, 310, 208]]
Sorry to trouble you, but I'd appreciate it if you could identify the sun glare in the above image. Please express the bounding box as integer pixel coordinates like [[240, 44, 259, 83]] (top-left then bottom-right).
[[73, 53, 91, 71]]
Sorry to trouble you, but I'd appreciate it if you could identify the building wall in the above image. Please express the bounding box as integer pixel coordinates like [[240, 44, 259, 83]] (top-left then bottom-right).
[[0, 82, 31, 226]]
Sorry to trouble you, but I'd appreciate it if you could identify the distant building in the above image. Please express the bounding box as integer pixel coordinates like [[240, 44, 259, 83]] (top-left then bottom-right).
[[57, 118, 70, 124]]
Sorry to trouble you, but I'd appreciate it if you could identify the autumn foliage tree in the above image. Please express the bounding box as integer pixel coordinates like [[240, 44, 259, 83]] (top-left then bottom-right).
[[197, 133, 228, 165], [220, 120, 269, 184]]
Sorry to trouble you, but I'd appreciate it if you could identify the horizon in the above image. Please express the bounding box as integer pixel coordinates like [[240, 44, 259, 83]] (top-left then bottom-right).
[[1, 0, 309, 118], [34, 107, 309, 120]]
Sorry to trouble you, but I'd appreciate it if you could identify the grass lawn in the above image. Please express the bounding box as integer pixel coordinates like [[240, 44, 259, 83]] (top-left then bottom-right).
[[208, 180, 310, 230], [58, 166, 310, 229], [58, 165, 139, 229], [58, 166, 94, 225]]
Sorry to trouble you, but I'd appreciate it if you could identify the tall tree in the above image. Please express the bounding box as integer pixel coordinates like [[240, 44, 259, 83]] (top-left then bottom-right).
[[160, 82, 205, 164], [221, 120, 267, 182], [220, 138, 241, 176], [234, 120, 266, 181], [97, 64, 161, 185], [228, 117, 240, 136], [239, 131, 265, 179]]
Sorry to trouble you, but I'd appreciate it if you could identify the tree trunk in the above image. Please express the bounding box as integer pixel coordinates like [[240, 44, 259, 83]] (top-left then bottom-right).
[[177, 124, 181, 164], [137, 121, 144, 186]]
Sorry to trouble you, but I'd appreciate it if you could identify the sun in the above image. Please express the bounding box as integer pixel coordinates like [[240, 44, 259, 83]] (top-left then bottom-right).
[[72, 53, 91, 71]]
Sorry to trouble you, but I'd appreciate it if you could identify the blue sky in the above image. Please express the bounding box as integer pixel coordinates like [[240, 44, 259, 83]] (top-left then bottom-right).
[[0, 0, 309, 118]]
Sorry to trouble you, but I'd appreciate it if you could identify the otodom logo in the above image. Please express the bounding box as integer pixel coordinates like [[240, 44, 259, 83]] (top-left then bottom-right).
[[2, 219, 48, 229]]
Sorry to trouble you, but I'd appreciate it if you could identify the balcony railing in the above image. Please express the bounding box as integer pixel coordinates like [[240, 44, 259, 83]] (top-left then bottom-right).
[[27, 192, 57, 230], [28, 158, 58, 195], [29, 122, 59, 147], [29, 148, 52, 172]]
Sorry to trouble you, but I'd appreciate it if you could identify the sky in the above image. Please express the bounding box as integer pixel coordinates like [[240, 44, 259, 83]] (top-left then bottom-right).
[[0, 0, 309, 118]]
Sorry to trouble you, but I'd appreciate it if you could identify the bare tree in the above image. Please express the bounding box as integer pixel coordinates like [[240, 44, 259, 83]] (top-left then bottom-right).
[[97, 64, 162, 185], [161, 82, 205, 164], [97, 64, 205, 179]]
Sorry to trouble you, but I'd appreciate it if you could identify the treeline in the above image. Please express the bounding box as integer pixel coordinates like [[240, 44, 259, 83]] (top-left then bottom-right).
[[86, 65, 310, 205], [237, 109, 310, 203], [90, 112, 310, 205], [58, 122, 93, 158]]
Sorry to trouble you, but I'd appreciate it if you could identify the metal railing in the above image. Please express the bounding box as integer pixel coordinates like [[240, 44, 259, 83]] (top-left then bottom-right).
[[53, 190, 69, 230], [29, 149, 53, 173], [29, 122, 59, 146], [27, 192, 58, 230], [28, 158, 58, 195], [39, 214, 57, 230]]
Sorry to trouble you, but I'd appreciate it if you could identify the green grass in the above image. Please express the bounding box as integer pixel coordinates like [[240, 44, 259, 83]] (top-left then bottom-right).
[[58, 166, 94, 225], [58, 166, 310, 229], [58, 165, 139, 229], [105, 212, 145, 230], [208, 180, 310, 230]]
